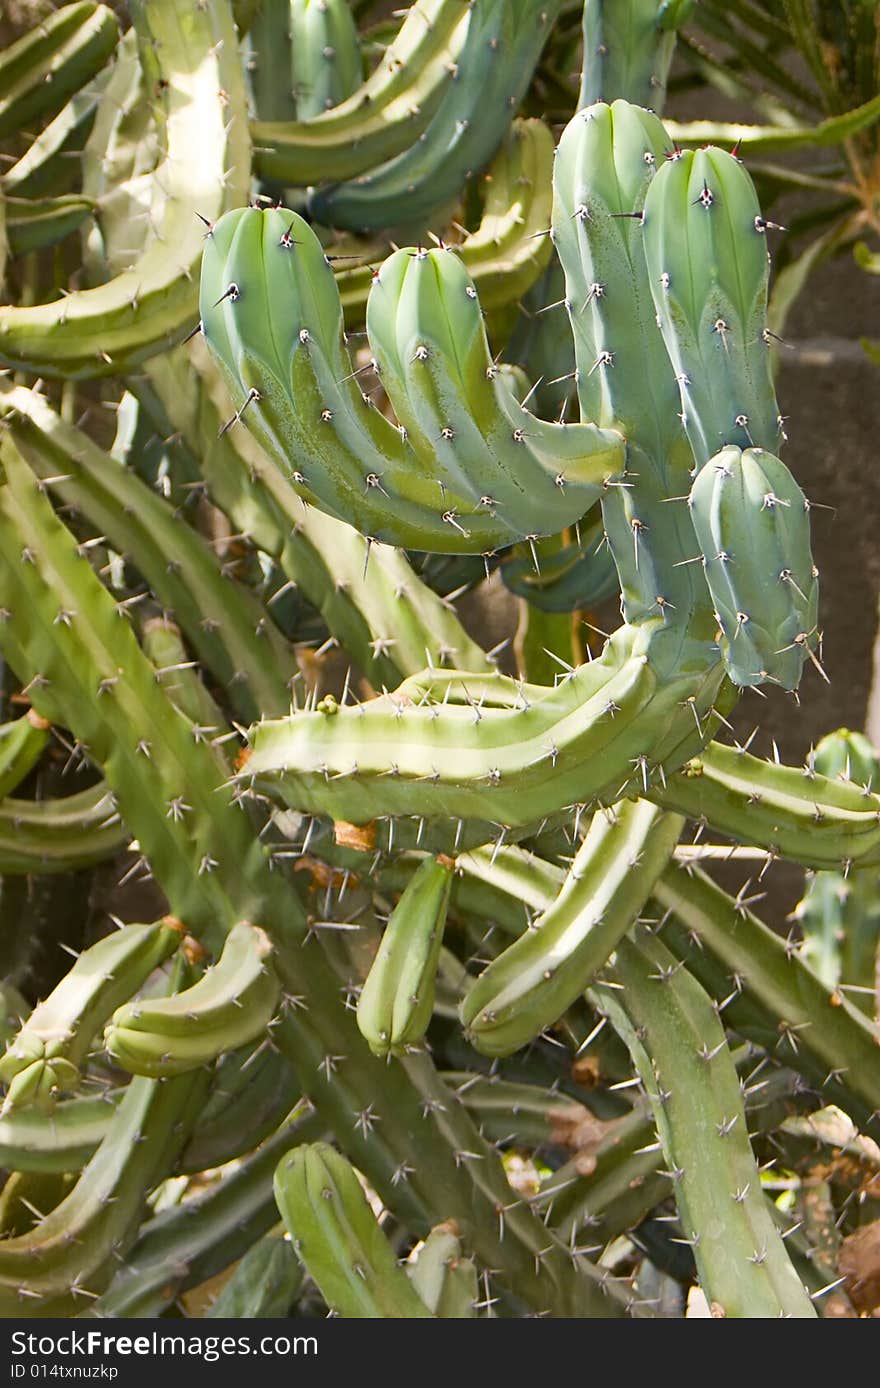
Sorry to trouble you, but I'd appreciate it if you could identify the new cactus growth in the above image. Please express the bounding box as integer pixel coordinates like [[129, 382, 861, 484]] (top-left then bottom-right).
[[0, 0, 875, 1323], [357, 855, 453, 1056], [104, 921, 280, 1077], [407, 1223, 478, 1317]]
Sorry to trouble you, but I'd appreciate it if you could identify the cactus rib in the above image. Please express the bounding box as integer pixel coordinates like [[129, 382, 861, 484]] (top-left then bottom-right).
[[406, 1223, 478, 1317], [242, 624, 726, 831], [0, 1090, 121, 1175], [289, 0, 363, 120], [650, 740, 880, 870], [0, 782, 127, 875]]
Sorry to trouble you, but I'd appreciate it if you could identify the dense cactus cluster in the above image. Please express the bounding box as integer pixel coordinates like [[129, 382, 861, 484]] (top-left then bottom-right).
[[0, 0, 877, 1321], [671, 0, 880, 353]]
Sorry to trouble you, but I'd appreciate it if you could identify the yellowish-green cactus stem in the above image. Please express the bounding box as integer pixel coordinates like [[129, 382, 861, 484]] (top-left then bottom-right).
[[0, 921, 181, 1114], [0, 2, 118, 140], [461, 800, 683, 1056], [198, 205, 625, 553]]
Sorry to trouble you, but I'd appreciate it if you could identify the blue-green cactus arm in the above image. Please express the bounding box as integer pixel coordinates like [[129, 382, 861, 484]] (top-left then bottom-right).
[[579, 0, 693, 113], [251, 0, 473, 186], [139, 338, 493, 682], [309, 0, 563, 232]]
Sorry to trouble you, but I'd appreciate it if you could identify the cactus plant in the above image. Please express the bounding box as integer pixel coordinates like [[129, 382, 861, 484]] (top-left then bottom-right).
[[0, 0, 876, 1323], [792, 729, 880, 1014]]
